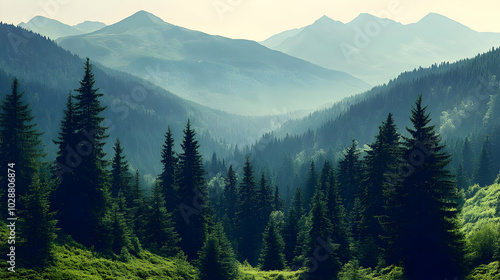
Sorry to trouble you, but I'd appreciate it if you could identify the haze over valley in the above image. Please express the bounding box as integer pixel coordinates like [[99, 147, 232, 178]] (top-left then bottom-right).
[[1, 4, 500, 279]]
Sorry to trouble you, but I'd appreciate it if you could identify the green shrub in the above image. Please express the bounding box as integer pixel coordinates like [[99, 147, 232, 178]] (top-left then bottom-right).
[[466, 223, 500, 267]]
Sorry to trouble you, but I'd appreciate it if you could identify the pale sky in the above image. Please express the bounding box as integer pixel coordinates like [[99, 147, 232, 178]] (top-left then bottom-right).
[[1, 0, 500, 41]]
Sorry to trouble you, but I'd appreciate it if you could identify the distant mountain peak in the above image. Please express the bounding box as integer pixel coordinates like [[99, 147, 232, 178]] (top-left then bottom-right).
[[74, 21, 106, 33], [353, 13, 379, 21], [417, 13, 462, 25], [316, 15, 332, 22], [312, 15, 343, 28], [21, 15, 65, 27], [416, 12, 471, 30], [420, 12, 451, 21], [126, 10, 165, 25]]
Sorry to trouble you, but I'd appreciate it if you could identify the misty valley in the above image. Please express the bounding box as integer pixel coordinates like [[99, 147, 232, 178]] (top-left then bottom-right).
[[0, 9, 500, 280]]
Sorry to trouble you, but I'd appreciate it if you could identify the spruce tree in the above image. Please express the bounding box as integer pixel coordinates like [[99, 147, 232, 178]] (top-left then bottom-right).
[[52, 93, 78, 229], [358, 113, 400, 267], [20, 174, 57, 267], [131, 170, 147, 241], [0, 78, 44, 208], [107, 197, 132, 256], [389, 96, 465, 279], [302, 190, 342, 279], [131, 169, 143, 208], [304, 161, 317, 212], [257, 172, 274, 232], [474, 136, 495, 187], [111, 138, 133, 199], [318, 160, 332, 192], [70, 58, 110, 249], [283, 186, 304, 263], [145, 182, 180, 256], [273, 185, 284, 212], [159, 126, 178, 213], [176, 120, 208, 259], [337, 139, 363, 212], [236, 156, 259, 263], [198, 223, 239, 280], [260, 211, 287, 271], [324, 163, 350, 264], [223, 164, 238, 240]]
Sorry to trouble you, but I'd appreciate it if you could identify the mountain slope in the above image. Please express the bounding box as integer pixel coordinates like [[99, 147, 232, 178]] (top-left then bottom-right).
[[56, 11, 370, 115], [261, 13, 500, 85], [247, 48, 500, 173], [0, 23, 287, 175], [74, 21, 106, 33], [18, 16, 105, 40]]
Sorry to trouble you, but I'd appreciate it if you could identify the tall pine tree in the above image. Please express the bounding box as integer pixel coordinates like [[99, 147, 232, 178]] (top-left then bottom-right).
[[257, 172, 274, 233], [159, 126, 178, 213], [304, 161, 317, 212], [283, 186, 305, 264], [387, 96, 465, 279], [145, 182, 180, 256], [52, 93, 78, 230], [198, 223, 239, 280], [110, 138, 133, 199], [106, 197, 133, 256], [337, 140, 363, 212], [0, 78, 44, 208], [259, 211, 287, 271], [222, 164, 238, 241], [67, 58, 111, 249], [324, 162, 350, 264], [20, 174, 57, 267], [175, 120, 209, 259], [273, 185, 284, 212], [301, 189, 342, 279], [357, 113, 400, 267], [474, 136, 495, 187], [236, 156, 259, 264]]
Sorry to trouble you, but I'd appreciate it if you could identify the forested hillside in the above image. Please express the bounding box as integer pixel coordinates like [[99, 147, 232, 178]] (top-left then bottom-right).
[[0, 22, 290, 176], [1, 12, 500, 280], [244, 48, 500, 176]]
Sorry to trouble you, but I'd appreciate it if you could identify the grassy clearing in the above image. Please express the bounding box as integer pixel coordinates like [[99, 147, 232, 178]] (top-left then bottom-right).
[[238, 263, 304, 280], [0, 234, 197, 279]]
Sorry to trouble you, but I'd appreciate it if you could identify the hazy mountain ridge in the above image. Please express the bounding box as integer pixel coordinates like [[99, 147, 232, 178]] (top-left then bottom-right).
[[261, 13, 500, 85], [246, 48, 500, 171], [0, 22, 290, 175], [18, 16, 106, 40], [56, 10, 370, 115]]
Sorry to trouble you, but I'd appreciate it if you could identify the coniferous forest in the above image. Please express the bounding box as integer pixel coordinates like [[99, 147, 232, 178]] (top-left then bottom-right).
[[1, 11, 500, 280]]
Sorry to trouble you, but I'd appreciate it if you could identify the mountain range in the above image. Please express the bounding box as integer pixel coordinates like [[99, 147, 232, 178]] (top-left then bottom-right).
[[246, 48, 500, 174], [19, 16, 106, 39], [261, 13, 500, 85], [54, 11, 369, 115], [6, 11, 500, 178], [0, 22, 292, 176]]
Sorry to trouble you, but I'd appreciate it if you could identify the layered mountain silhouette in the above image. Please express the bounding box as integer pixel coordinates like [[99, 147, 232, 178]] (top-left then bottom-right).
[[56, 11, 370, 115], [19, 16, 106, 39], [0, 22, 290, 174], [261, 13, 500, 85]]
